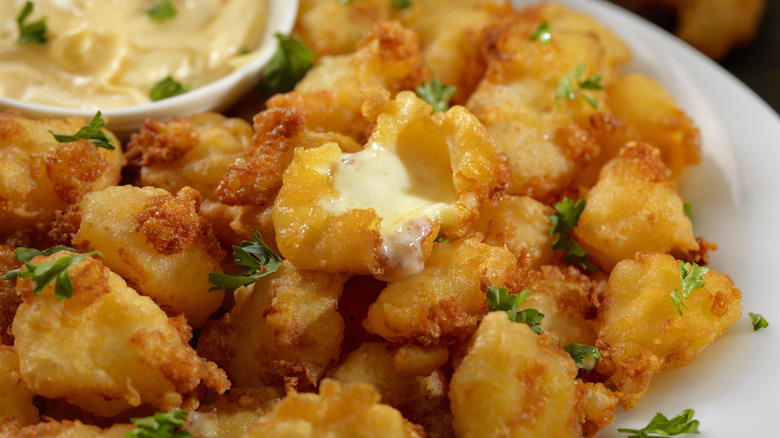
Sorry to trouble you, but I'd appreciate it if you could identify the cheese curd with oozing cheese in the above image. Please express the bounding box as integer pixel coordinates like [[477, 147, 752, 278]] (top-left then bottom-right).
[[273, 89, 510, 278], [0, 0, 267, 108]]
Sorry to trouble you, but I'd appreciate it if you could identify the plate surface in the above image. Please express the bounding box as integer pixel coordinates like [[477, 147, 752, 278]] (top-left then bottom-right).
[[511, 0, 780, 435]]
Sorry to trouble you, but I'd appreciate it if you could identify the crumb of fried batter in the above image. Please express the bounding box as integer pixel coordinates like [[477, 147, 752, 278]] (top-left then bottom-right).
[[125, 118, 197, 167], [136, 187, 222, 258]]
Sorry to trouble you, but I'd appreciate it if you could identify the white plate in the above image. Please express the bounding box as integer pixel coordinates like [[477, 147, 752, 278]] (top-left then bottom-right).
[[511, 0, 780, 435]]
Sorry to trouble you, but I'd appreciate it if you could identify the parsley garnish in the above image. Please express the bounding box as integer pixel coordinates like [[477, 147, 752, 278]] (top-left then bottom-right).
[[434, 236, 449, 243], [749, 312, 769, 331], [392, 0, 412, 9], [150, 76, 190, 101], [2, 246, 102, 301], [563, 343, 601, 371], [147, 0, 177, 22], [683, 201, 694, 217], [486, 286, 544, 334], [260, 33, 315, 96], [16, 1, 47, 45], [530, 21, 551, 44], [670, 261, 708, 315], [618, 409, 700, 438], [547, 198, 598, 272], [208, 228, 282, 292], [49, 111, 116, 150], [416, 78, 456, 113], [555, 64, 604, 109], [125, 409, 192, 438]]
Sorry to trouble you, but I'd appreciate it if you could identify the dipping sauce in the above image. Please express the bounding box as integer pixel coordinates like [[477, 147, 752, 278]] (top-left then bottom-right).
[[0, 0, 267, 109]]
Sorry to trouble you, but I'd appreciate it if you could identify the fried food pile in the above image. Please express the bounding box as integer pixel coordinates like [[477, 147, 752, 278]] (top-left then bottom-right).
[[0, 1, 742, 437]]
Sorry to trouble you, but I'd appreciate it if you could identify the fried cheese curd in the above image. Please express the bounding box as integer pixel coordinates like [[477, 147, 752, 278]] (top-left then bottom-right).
[[267, 20, 427, 142], [363, 235, 518, 346], [243, 379, 424, 438], [11, 251, 229, 417], [296, 0, 513, 104], [0, 419, 132, 438], [575, 142, 699, 271], [197, 261, 346, 391], [465, 4, 631, 201], [0, 346, 37, 427], [575, 73, 701, 186], [273, 90, 510, 278], [0, 111, 125, 234], [50, 185, 225, 327], [188, 386, 286, 438], [470, 195, 557, 269], [450, 312, 619, 438], [329, 342, 452, 437], [596, 252, 741, 409]]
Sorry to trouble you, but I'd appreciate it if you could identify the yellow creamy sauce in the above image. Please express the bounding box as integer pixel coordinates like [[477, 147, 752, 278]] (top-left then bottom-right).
[[0, 0, 267, 108]]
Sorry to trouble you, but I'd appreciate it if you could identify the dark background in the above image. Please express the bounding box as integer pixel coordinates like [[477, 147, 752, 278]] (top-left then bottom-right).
[[609, 0, 780, 114], [720, 1, 780, 113]]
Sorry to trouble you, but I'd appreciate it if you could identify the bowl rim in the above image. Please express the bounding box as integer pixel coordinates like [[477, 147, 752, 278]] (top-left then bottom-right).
[[0, 0, 299, 131]]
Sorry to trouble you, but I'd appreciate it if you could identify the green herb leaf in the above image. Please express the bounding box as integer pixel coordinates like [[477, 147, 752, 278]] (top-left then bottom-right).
[[486, 286, 544, 334], [125, 409, 192, 438], [563, 343, 601, 371], [683, 201, 694, 217], [16, 1, 47, 45], [530, 21, 551, 44], [547, 198, 598, 272], [416, 78, 457, 113], [618, 408, 700, 438], [2, 247, 102, 301], [208, 229, 282, 293], [147, 0, 177, 22], [434, 236, 449, 243], [749, 312, 769, 331], [392, 0, 412, 10], [670, 261, 708, 315], [555, 64, 604, 109], [150, 76, 190, 101], [260, 33, 315, 96], [49, 111, 116, 150]]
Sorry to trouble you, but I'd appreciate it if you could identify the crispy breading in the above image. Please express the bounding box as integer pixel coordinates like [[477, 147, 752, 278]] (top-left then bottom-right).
[[11, 252, 229, 417], [50, 185, 225, 327], [242, 379, 425, 438], [296, 0, 397, 57], [364, 235, 519, 345], [466, 4, 630, 200], [575, 142, 699, 271], [519, 265, 602, 349], [216, 107, 361, 207], [197, 261, 346, 391], [472, 195, 557, 269], [329, 342, 453, 438], [267, 21, 428, 142], [126, 113, 253, 202], [0, 346, 38, 426], [596, 252, 741, 409], [0, 111, 125, 234], [449, 312, 619, 438], [273, 90, 510, 278], [0, 245, 21, 346], [0, 419, 132, 438], [575, 73, 701, 186], [190, 386, 286, 438]]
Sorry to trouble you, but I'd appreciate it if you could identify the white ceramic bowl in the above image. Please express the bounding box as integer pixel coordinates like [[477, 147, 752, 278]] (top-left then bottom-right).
[[0, 0, 299, 138]]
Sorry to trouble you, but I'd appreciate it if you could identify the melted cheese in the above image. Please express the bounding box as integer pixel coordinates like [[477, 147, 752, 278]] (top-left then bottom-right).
[[319, 140, 458, 274], [0, 0, 267, 108]]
